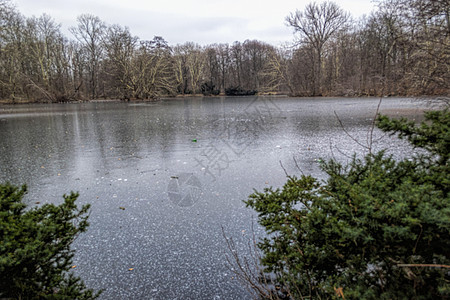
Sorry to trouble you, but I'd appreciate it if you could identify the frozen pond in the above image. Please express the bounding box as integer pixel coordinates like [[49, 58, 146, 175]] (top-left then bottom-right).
[[0, 96, 430, 299]]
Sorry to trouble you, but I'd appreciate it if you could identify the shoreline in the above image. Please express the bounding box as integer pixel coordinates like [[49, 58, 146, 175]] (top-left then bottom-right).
[[0, 94, 448, 106]]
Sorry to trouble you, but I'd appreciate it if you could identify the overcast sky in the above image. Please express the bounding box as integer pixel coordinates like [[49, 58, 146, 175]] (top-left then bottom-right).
[[13, 0, 377, 46]]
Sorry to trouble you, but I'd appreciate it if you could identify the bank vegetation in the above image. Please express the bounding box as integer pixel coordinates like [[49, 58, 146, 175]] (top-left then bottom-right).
[[0, 0, 448, 102]]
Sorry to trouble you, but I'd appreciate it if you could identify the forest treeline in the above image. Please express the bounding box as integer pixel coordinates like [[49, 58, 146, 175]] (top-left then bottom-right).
[[0, 0, 448, 102]]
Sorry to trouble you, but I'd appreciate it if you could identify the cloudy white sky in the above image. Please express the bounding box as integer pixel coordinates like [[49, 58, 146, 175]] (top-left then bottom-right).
[[13, 0, 377, 45]]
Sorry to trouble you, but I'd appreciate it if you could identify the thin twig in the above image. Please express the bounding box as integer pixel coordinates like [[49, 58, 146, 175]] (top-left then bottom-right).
[[366, 97, 383, 155], [329, 139, 353, 160], [222, 225, 282, 299], [279, 160, 290, 177], [292, 156, 305, 176], [334, 111, 368, 150], [334, 96, 384, 156]]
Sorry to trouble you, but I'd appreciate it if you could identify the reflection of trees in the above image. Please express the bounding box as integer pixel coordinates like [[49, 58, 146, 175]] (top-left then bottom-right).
[[0, 111, 76, 185]]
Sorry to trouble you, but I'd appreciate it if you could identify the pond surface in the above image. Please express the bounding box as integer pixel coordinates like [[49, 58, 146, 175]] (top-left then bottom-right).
[[0, 96, 430, 299]]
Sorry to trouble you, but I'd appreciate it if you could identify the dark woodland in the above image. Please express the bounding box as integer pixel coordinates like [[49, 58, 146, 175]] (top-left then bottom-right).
[[0, 0, 448, 102]]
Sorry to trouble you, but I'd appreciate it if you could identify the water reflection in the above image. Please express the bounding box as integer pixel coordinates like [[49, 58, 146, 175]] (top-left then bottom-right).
[[0, 97, 429, 299]]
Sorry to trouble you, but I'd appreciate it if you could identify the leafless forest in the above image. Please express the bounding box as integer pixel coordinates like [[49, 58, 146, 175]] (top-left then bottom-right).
[[0, 0, 448, 102]]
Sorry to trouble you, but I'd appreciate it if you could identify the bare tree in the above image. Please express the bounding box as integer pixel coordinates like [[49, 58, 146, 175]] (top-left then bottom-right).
[[70, 14, 105, 99], [395, 0, 450, 95], [216, 43, 231, 93], [203, 45, 221, 95], [129, 36, 176, 99], [229, 41, 243, 88], [103, 24, 137, 99], [1, 0, 448, 101], [286, 1, 349, 96], [174, 42, 205, 94], [261, 47, 293, 94], [22, 14, 74, 102], [242, 40, 273, 91], [172, 44, 190, 94], [358, 10, 404, 95], [0, 1, 25, 101]]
